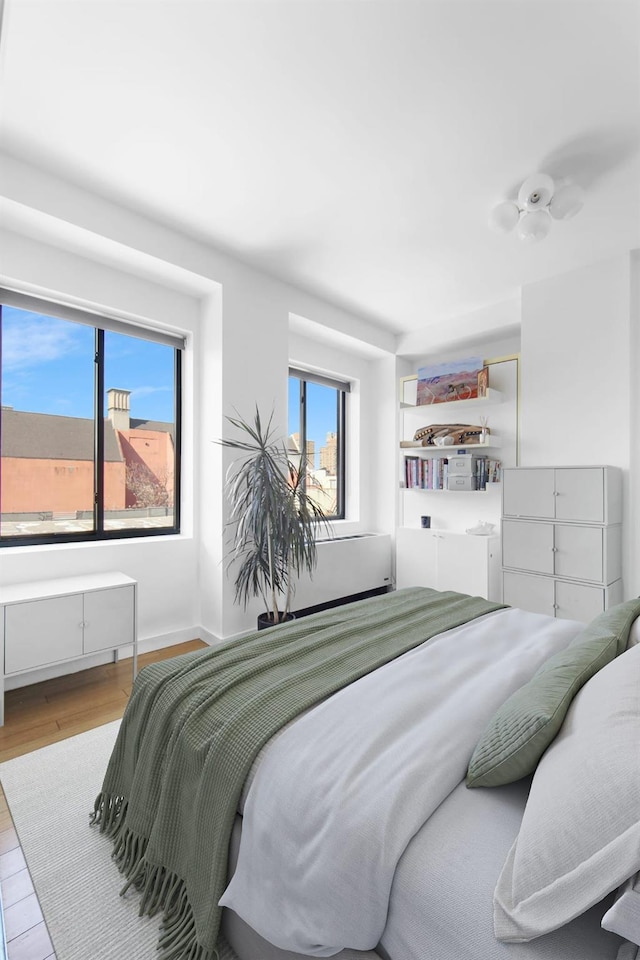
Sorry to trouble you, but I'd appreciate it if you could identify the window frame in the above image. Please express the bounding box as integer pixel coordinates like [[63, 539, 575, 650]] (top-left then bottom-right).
[[288, 367, 349, 522], [0, 290, 184, 548]]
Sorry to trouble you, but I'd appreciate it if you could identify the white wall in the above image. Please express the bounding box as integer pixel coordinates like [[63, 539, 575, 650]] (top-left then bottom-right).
[[396, 299, 520, 358], [370, 353, 401, 538], [0, 154, 395, 660], [521, 256, 631, 468], [0, 231, 203, 655], [521, 253, 638, 596], [288, 329, 388, 533]]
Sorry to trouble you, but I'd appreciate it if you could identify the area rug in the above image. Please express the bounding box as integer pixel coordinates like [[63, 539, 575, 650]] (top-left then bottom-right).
[[0, 722, 238, 960]]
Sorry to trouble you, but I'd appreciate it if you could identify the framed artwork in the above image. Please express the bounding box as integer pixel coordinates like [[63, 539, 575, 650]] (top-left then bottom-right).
[[416, 356, 483, 405], [477, 366, 489, 398]]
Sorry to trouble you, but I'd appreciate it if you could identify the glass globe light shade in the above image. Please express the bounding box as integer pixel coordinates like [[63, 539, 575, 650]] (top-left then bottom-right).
[[518, 173, 555, 211], [517, 210, 552, 243], [549, 183, 585, 220], [489, 200, 520, 233]]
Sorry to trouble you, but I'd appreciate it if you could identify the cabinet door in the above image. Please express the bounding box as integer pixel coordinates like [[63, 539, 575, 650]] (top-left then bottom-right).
[[503, 571, 555, 617], [502, 520, 554, 575], [395, 529, 438, 590], [555, 581, 604, 623], [436, 533, 488, 597], [5, 595, 84, 674], [554, 525, 603, 583], [83, 586, 135, 654], [555, 468, 604, 522], [503, 469, 555, 519]]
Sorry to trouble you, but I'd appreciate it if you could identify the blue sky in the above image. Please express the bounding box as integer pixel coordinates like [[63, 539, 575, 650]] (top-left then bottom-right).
[[2, 306, 175, 422], [2, 306, 336, 452], [288, 377, 337, 466]]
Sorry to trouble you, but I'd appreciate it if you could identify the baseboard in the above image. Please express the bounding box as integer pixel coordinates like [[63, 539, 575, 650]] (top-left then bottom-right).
[[137, 628, 205, 656], [198, 625, 222, 646]]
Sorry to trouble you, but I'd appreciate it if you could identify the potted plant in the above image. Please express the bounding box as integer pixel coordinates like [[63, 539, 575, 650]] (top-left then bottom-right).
[[221, 407, 333, 628]]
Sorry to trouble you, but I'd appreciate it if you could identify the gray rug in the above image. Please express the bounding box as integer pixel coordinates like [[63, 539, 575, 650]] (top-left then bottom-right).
[[0, 722, 238, 960]]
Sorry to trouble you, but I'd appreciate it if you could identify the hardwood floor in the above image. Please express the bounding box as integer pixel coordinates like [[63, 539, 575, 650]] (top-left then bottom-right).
[[0, 639, 207, 960]]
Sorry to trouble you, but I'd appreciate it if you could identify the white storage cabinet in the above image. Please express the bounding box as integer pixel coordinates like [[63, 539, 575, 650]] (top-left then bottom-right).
[[396, 528, 501, 601], [501, 467, 622, 623], [0, 572, 137, 726]]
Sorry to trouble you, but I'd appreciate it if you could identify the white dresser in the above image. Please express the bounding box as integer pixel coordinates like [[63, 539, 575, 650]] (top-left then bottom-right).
[[501, 466, 622, 623], [396, 527, 501, 601], [0, 571, 137, 725]]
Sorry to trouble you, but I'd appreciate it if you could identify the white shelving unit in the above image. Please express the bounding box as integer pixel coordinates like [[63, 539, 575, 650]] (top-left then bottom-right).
[[0, 571, 137, 725], [395, 357, 520, 601], [399, 387, 504, 496], [400, 439, 500, 451]]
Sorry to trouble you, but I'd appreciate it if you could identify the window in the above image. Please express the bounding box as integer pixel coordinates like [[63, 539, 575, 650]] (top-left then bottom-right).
[[288, 368, 349, 520], [0, 290, 183, 546]]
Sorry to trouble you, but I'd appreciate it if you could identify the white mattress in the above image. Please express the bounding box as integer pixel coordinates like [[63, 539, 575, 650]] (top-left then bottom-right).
[[378, 777, 623, 960]]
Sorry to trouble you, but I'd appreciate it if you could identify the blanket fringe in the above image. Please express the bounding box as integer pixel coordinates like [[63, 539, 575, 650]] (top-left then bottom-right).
[[152, 867, 217, 960], [90, 791, 128, 837], [91, 800, 218, 960]]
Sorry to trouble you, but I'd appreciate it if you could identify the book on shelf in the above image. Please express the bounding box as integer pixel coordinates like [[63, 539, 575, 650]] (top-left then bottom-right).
[[403, 455, 501, 491], [474, 457, 501, 490], [403, 455, 451, 490]]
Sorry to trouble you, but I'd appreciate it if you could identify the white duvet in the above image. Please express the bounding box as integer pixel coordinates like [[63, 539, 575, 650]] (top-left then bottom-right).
[[219, 607, 584, 957]]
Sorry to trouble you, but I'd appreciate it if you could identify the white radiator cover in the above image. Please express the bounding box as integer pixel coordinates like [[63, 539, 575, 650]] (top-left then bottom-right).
[[290, 534, 392, 611]]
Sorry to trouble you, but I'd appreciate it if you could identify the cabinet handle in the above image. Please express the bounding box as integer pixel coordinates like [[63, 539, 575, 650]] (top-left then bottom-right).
[[553, 603, 558, 610], [550, 547, 558, 552]]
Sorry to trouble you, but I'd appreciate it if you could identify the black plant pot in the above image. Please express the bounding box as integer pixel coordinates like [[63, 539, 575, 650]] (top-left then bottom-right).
[[257, 611, 296, 631]]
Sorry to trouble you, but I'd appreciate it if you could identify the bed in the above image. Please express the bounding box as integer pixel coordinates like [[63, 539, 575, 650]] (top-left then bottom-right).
[[92, 587, 640, 960]]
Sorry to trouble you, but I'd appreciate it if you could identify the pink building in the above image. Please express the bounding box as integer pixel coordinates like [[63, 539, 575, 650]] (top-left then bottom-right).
[[1, 388, 174, 517]]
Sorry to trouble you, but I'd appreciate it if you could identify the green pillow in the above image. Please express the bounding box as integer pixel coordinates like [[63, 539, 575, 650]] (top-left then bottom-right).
[[466, 599, 640, 789]]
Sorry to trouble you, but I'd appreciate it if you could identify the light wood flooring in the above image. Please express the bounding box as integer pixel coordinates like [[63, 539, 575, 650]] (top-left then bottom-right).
[[0, 639, 207, 960]]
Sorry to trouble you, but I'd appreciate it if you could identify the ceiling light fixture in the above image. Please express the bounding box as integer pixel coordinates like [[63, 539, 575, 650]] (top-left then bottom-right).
[[489, 173, 584, 243]]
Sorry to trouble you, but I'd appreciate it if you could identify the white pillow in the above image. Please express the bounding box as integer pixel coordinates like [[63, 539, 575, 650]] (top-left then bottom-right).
[[493, 642, 640, 942], [603, 873, 640, 946]]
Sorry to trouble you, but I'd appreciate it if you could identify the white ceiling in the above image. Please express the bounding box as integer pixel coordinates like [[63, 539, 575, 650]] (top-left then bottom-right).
[[0, 0, 638, 337]]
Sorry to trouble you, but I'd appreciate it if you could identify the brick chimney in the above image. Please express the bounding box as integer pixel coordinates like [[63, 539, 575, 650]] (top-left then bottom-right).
[[107, 388, 131, 431]]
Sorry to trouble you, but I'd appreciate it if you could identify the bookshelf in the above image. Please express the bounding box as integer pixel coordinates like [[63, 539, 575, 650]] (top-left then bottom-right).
[[397, 354, 519, 514], [395, 355, 519, 604], [400, 398, 504, 494], [400, 439, 500, 450]]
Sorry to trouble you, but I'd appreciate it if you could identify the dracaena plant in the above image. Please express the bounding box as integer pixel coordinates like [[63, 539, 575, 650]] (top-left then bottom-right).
[[221, 408, 333, 624]]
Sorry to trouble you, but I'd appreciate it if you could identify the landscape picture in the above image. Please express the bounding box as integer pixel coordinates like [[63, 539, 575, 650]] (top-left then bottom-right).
[[416, 356, 484, 405]]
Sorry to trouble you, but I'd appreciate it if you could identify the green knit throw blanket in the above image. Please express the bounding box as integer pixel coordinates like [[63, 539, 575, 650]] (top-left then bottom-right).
[[92, 586, 504, 960]]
